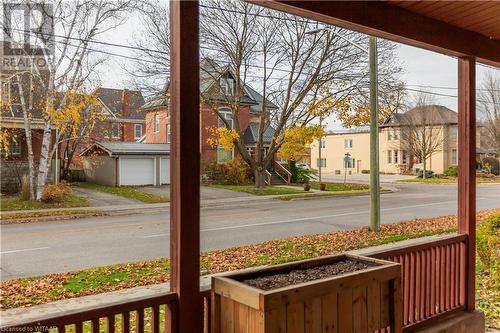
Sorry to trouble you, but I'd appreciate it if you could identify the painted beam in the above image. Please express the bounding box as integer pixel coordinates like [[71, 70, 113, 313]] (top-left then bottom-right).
[[169, 1, 203, 332], [251, 1, 500, 67], [458, 57, 476, 312]]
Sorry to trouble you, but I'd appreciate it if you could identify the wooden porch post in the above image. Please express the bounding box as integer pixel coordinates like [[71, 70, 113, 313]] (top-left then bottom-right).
[[457, 57, 476, 312], [169, 1, 203, 332]]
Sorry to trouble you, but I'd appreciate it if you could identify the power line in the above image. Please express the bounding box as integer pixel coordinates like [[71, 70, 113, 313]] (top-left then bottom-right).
[[407, 84, 500, 92], [9, 29, 498, 104]]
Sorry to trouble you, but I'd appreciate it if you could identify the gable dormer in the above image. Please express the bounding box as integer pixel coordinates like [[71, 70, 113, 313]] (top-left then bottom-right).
[[219, 74, 235, 96]]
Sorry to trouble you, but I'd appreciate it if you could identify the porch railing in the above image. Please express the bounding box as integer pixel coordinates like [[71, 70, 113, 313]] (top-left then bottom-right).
[[366, 233, 467, 332], [1, 234, 468, 333], [264, 170, 272, 185], [274, 161, 292, 184]]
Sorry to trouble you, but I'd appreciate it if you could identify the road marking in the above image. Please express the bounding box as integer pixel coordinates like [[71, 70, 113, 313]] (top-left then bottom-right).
[[140, 200, 458, 237], [141, 233, 169, 238], [0, 247, 50, 255]]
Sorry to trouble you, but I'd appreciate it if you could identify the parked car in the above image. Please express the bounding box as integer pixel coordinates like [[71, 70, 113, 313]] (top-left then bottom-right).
[[296, 163, 310, 170]]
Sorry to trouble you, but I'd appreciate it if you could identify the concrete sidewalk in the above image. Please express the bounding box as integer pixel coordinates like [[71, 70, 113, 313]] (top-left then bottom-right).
[[321, 172, 415, 184], [0, 194, 283, 216]]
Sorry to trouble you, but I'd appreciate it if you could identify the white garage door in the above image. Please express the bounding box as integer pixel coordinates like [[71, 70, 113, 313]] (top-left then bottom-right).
[[119, 158, 155, 186], [160, 158, 170, 184]]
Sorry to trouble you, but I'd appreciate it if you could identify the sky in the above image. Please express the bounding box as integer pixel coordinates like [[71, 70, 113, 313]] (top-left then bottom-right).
[[94, 7, 500, 131]]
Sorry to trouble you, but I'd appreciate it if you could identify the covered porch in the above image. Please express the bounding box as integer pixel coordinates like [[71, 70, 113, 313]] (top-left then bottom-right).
[[2, 1, 499, 333]]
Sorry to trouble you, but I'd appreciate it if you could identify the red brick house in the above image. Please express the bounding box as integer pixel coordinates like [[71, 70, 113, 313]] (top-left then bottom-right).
[[94, 88, 146, 143], [143, 59, 278, 163], [59, 88, 147, 171]]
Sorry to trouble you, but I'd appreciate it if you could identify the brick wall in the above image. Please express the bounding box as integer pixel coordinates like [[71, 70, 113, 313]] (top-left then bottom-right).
[[145, 107, 169, 144], [1, 129, 56, 193], [144, 103, 255, 162]]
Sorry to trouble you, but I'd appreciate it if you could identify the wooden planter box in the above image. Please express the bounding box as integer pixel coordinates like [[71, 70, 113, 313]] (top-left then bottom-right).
[[211, 254, 402, 333]]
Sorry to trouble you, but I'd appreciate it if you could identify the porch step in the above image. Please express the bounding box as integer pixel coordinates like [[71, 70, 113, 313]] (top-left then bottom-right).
[[270, 171, 287, 185]]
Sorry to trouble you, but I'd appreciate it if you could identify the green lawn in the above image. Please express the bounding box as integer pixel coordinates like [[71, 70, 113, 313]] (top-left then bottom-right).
[[3, 209, 498, 311], [77, 183, 169, 203], [0, 194, 89, 211], [311, 182, 370, 191], [398, 177, 457, 184], [1, 210, 103, 221], [210, 184, 305, 195]]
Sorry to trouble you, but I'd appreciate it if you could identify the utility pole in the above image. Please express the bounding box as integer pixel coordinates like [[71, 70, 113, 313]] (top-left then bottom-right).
[[369, 36, 380, 231], [318, 116, 322, 184]]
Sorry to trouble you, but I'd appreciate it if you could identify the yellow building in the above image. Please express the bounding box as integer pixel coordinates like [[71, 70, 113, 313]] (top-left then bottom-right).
[[311, 105, 468, 175]]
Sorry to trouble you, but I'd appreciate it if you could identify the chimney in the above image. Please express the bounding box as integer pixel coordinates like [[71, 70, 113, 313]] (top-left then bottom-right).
[[122, 89, 130, 117]]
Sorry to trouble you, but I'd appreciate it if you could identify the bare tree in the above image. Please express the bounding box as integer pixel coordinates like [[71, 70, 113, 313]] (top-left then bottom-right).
[[129, 0, 170, 95], [399, 94, 443, 178], [131, 0, 404, 188], [200, 0, 404, 187], [478, 72, 500, 155], [2, 0, 135, 199]]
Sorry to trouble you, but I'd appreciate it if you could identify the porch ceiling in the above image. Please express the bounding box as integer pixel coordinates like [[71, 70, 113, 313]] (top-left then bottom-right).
[[388, 1, 500, 41], [252, 1, 500, 67]]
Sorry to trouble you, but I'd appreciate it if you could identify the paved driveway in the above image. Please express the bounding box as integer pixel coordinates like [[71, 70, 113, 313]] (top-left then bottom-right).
[[139, 185, 252, 200], [73, 187, 141, 206]]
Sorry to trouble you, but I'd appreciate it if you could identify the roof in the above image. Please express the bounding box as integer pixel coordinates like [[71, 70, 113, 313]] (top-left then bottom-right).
[[142, 59, 278, 113], [80, 142, 170, 156], [96, 88, 146, 120], [141, 95, 168, 111], [242, 122, 276, 145], [325, 127, 370, 136], [380, 105, 458, 127]]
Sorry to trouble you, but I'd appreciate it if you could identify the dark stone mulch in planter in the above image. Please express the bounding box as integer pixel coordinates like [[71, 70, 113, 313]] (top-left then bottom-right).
[[242, 259, 375, 290]]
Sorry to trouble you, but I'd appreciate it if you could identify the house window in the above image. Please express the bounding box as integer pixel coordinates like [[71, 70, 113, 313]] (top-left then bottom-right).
[[388, 130, 393, 141], [320, 140, 326, 148], [167, 124, 171, 143], [344, 139, 353, 149], [220, 77, 235, 95], [402, 151, 407, 164], [154, 113, 160, 133], [344, 157, 355, 169], [111, 123, 120, 138], [394, 150, 399, 164], [10, 140, 21, 156], [317, 158, 326, 168], [134, 124, 142, 139], [218, 108, 233, 129], [451, 149, 457, 165], [387, 150, 392, 164], [393, 129, 399, 140], [217, 147, 233, 163], [450, 126, 457, 142]]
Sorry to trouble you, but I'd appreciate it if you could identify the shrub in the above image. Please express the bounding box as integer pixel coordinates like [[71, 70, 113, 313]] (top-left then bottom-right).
[[361, 169, 370, 174], [202, 158, 253, 185], [288, 161, 298, 183], [477, 213, 500, 269], [482, 157, 500, 175], [444, 165, 458, 177], [42, 182, 72, 203], [416, 169, 434, 178], [19, 175, 31, 201], [295, 167, 313, 183]]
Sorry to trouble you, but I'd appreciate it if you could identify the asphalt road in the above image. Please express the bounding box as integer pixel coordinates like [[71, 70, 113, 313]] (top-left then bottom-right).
[[1, 183, 498, 280]]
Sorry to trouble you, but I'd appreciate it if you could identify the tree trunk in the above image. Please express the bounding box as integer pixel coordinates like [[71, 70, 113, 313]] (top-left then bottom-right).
[[16, 76, 35, 200], [254, 167, 266, 189], [35, 121, 53, 200], [422, 158, 427, 179]]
